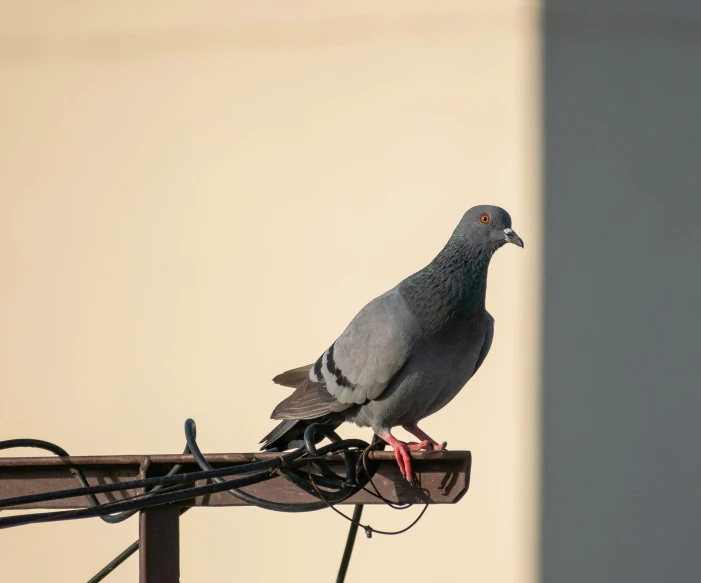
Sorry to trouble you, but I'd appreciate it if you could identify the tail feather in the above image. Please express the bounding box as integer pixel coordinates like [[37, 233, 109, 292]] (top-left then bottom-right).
[[259, 415, 344, 451], [261, 364, 351, 451], [272, 365, 313, 388], [259, 419, 300, 450], [271, 378, 335, 419]]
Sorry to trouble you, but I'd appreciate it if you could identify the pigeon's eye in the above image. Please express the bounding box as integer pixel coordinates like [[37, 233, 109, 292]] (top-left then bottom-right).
[[480, 213, 490, 224]]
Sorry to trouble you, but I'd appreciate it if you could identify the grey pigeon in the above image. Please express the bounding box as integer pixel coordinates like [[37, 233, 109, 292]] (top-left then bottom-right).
[[260, 205, 523, 481]]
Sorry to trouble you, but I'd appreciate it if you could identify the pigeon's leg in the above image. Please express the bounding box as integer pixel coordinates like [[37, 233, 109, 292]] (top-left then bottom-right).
[[402, 424, 447, 451], [378, 432, 415, 482]]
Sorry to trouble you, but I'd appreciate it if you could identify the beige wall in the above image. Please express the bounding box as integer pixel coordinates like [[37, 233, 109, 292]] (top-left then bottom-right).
[[0, 3, 541, 581]]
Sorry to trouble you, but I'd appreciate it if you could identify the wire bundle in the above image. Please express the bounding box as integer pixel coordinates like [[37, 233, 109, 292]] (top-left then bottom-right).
[[0, 419, 427, 582], [0, 419, 378, 527]]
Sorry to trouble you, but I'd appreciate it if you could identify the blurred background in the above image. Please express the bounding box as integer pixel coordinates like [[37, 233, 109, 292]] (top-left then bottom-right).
[[0, 2, 698, 582]]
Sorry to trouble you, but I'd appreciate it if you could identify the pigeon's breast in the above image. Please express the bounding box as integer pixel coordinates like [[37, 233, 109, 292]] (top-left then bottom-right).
[[349, 315, 488, 431]]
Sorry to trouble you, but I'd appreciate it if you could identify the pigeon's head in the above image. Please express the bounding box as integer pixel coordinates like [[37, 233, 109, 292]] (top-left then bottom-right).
[[457, 205, 524, 250]]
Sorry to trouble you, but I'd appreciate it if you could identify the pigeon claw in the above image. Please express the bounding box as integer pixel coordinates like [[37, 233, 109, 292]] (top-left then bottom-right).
[[406, 439, 448, 451], [406, 440, 432, 451], [401, 424, 448, 452], [380, 433, 416, 483]]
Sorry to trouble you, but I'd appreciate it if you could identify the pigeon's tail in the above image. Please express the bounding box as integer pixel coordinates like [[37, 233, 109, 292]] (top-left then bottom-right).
[[261, 363, 352, 451], [258, 415, 344, 452], [259, 419, 299, 451], [272, 364, 315, 388]]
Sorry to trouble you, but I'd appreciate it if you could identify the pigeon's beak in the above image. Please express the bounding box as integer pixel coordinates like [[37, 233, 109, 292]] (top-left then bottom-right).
[[503, 228, 524, 248]]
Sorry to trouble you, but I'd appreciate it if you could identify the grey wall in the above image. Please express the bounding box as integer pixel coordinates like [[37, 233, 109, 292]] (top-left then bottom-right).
[[542, 3, 701, 582]]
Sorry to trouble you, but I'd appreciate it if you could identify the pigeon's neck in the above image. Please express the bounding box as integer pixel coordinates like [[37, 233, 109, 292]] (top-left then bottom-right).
[[399, 234, 493, 331]]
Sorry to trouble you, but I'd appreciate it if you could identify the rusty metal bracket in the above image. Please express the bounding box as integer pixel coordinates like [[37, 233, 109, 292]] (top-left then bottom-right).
[[0, 450, 471, 581], [0, 450, 471, 509]]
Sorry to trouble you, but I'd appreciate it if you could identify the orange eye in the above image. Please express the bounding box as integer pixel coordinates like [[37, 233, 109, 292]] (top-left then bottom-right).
[[480, 213, 490, 224]]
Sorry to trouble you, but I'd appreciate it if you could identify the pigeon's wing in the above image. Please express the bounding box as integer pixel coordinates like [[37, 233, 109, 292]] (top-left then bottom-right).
[[272, 364, 313, 388], [471, 313, 494, 376], [313, 288, 414, 405], [270, 376, 339, 419], [271, 288, 414, 419]]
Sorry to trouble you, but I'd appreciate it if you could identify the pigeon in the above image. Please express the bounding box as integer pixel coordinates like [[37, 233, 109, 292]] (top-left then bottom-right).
[[260, 205, 523, 481]]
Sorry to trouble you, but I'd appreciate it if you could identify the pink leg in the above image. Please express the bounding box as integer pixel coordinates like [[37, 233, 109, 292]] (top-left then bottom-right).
[[401, 424, 447, 451], [379, 432, 415, 482]]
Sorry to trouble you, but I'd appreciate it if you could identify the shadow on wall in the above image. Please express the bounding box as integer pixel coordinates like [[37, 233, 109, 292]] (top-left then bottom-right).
[[541, 2, 701, 583]]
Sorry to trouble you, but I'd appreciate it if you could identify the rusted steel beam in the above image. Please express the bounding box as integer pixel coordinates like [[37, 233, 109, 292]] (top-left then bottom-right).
[[0, 451, 470, 508], [139, 504, 180, 583]]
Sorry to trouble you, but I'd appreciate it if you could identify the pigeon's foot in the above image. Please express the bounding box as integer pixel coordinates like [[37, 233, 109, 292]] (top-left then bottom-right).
[[406, 440, 447, 451], [406, 440, 432, 451], [402, 424, 448, 451], [379, 433, 415, 482]]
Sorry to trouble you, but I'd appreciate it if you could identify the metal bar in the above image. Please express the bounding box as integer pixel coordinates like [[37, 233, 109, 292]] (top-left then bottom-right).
[[336, 504, 363, 583], [0, 450, 471, 508], [139, 504, 180, 583]]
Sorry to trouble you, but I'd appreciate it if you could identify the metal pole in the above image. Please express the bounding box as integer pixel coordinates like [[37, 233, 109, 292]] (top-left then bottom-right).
[[336, 504, 364, 583], [139, 504, 180, 583]]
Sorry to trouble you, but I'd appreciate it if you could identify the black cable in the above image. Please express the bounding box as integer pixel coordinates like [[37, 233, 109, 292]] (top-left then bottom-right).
[[86, 540, 138, 583], [0, 438, 71, 457], [0, 439, 190, 524], [310, 471, 430, 538], [336, 504, 363, 583], [0, 424, 375, 527], [0, 467, 278, 529], [0, 450, 318, 510], [183, 419, 374, 513], [0, 439, 135, 524]]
